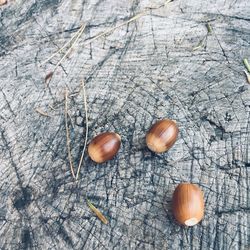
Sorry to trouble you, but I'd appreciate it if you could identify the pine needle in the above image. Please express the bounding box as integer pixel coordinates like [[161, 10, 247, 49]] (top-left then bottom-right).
[[87, 198, 108, 224], [64, 88, 76, 179], [43, 24, 86, 86], [52, 24, 86, 74], [81, 11, 147, 49], [74, 2, 173, 52], [76, 80, 89, 180], [41, 24, 86, 66]]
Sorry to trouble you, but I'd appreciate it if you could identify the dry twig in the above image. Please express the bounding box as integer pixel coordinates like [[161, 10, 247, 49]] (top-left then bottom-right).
[[53, 24, 86, 73], [41, 24, 86, 66], [43, 24, 86, 86]]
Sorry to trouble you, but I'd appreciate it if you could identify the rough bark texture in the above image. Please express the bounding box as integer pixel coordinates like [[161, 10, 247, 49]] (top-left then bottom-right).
[[0, 0, 249, 249]]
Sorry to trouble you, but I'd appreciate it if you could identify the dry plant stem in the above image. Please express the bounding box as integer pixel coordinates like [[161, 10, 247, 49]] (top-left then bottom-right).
[[86, 197, 108, 224], [64, 88, 76, 179], [193, 37, 206, 51], [81, 11, 147, 49], [75, 80, 89, 180], [243, 58, 250, 73], [41, 24, 85, 66], [52, 24, 86, 73], [244, 70, 250, 84], [72, 1, 173, 52], [35, 108, 51, 117]]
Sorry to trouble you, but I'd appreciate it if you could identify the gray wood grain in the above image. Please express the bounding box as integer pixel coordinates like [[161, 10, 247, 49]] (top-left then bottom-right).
[[0, 0, 249, 249]]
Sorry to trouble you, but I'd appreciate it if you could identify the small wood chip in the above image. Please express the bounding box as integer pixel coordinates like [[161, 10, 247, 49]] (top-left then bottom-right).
[[0, 0, 7, 6], [35, 108, 51, 117], [87, 198, 108, 224], [45, 72, 53, 86]]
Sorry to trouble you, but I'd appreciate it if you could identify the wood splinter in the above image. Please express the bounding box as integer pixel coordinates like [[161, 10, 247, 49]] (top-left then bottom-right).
[[35, 108, 51, 117]]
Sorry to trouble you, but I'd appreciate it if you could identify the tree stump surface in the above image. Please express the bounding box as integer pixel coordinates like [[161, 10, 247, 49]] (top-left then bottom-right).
[[0, 0, 249, 249]]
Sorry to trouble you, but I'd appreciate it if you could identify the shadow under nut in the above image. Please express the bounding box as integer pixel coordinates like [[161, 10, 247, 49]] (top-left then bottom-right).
[[88, 132, 121, 163], [146, 119, 179, 153]]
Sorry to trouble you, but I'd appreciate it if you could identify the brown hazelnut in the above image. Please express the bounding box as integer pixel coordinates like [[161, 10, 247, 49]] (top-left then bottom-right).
[[88, 132, 121, 163], [146, 119, 179, 153], [172, 183, 205, 226]]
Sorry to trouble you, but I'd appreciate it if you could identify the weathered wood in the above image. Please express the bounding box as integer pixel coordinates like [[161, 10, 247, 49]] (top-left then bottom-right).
[[0, 0, 249, 249]]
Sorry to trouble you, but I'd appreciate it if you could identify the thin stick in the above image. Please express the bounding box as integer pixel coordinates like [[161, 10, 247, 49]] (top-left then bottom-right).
[[81, 0, 173, 47], [64, 88, 76, 179], [81, 11, 147, 49], [52, 24, 86, 74], [41, 24, 85, 66], [35, 108, 51, 117], [76, 80, 89, 180], [243, 58, 250, 73]]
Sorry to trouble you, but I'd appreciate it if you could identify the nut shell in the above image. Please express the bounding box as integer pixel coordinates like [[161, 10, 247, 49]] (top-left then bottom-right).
[[172, 183, 204, 226], [146, 119, 179, 153], [88, 132, 121, 163]]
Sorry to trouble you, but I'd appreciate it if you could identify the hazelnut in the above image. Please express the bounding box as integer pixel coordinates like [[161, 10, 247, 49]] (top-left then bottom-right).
[[172, 183, 204, 226], [146, 119, 179, 153], [88, 132, 121, 163]]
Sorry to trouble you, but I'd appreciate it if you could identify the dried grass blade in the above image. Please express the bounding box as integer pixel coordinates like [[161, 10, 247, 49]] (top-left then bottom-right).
[[82, 11, 147, 48], [87, 198, 108, 224], [243, 58, 250, 73], [53, 24, 86, 73], [41, 24, 85, 66], [192, 37, 206, 51]]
